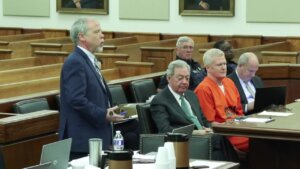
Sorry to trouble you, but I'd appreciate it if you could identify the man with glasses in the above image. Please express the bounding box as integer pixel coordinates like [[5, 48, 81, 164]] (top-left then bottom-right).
[[194, 48, 249, 153], [157, 36, 206, 91], [228, 52, 264, 114]]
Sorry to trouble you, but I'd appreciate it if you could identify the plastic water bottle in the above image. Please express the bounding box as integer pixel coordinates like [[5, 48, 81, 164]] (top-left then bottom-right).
[[113, 130, 124, 151]]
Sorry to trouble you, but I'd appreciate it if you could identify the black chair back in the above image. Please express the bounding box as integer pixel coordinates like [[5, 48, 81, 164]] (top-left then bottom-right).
[[136, 103, 158, 134], [130, 79, 157, 103], [0, 150, 6, 169], [108, 85, 128, 105], [13, 98, 50, 114]]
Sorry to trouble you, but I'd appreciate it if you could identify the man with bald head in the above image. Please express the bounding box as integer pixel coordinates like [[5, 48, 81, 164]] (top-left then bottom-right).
[[228, 52, 264, 114]]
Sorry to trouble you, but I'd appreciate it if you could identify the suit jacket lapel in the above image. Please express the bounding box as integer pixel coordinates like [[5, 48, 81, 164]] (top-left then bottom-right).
[[232, 72, 247, 104], [165, 88, 193, 123], [76, 47, 108, 95]]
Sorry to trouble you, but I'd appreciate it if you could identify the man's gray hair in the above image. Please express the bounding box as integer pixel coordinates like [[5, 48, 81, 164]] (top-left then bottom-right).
[[166, 60, 190, 78], [70, 18, 90, 45], [203, 48, 225, 66], [238, 52, 257, 65], [176, 36, 194, 48]]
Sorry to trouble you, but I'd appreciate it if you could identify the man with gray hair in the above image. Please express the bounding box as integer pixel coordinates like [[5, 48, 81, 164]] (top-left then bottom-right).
[[194, 48, 249, 153], [157, 36, 206, 91], [151, 59, 238, 161], [228, 52, 264, 114], [60, 18, 139, 160], [151, 60, 210, 132]]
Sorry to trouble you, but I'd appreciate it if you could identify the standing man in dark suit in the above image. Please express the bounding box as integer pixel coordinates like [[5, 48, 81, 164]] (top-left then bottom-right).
[[59, 18, 126, 160], [228, 52, 264, 114], [151, 60, 238, 161]]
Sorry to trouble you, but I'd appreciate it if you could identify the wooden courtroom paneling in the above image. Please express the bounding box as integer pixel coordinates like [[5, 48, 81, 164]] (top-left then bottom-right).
[[0, 72, 165, 113], [0, 61, 156, 98], [0, 27, 22, 36], [140, 46, 174, 72], [0, 33, 44, 42], [0, 110, 59, 169], [0, 64, 62, 85], [257, 64, 300, 103], [0, 49, 12, 60], [0, 57, 60, 71], [1, 133, 58, 169], [261, 51, 300, 64]]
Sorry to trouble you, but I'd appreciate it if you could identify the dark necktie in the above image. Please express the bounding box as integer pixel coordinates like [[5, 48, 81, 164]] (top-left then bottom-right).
[[180, 96, 203, 129]]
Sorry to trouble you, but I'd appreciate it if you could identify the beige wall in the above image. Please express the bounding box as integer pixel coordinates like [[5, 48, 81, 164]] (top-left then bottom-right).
[[0, 0, 300, 37]]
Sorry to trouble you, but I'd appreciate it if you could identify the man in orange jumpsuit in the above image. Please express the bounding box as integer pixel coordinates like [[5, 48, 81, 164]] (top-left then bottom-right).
[[194, 48, 249, 152]]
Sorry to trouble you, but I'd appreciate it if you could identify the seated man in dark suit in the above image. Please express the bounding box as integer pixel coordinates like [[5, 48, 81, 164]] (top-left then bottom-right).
[[228, 52, 264, 114], [151, 59, 238, 161]]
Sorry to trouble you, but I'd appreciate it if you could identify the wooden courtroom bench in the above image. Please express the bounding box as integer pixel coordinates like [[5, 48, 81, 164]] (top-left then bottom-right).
[[0, 49, 12, 60], [0, 61, 154, 99], [140, 40, 215, 72], [1, 36, 71, 58], [198, 41, 291, 66], [0, 33, 45, 48], [0, 110, 59, 169], [33, 50, 130, 70], [0, 64, 62, 85], [0, 57, 61, 71], [260, 51, 300, 64], [0, 71, 165, 113], [31, 34, 160, 54]]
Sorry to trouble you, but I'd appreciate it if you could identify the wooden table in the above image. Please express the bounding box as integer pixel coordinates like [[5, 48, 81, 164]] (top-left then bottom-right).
[[212, 101, 300, 169]]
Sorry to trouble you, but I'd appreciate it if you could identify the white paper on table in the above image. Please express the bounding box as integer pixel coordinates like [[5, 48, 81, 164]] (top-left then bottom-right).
[[295, 98, 300, 102], [190, 160, 227, 169], [69, 156, 89, 168], [257, 111, 294, 117], [133, 151, 156, 160], [242, 117, 273, 123]]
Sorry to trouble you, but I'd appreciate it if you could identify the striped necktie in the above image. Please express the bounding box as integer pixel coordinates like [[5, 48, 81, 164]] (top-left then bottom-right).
[[94, 58, 111, 107], [180, 96, 203, 129]]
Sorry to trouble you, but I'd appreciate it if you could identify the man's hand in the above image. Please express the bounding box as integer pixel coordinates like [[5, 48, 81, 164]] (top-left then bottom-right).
[[106, 106, 124, 122]]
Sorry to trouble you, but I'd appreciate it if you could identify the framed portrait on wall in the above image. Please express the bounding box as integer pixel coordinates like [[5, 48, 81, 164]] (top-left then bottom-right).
[[179, 0, 234, 17], [57, 0, 108, 15]]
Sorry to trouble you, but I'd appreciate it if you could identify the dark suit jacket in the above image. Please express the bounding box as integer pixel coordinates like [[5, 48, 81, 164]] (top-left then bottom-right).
[[150, 87, 210, 133], [228, 71, 264, 114], [151, 87, 239, 161], [59, 47, 112, 153]]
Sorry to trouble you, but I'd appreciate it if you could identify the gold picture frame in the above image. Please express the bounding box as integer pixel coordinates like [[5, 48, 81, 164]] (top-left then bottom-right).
[[57, 0, 108, 15], [179, 0, 234, 17]]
